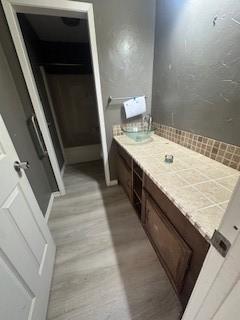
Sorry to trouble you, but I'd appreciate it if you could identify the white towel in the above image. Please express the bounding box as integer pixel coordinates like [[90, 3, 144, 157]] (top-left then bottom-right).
[[123, 96, 146, 119]]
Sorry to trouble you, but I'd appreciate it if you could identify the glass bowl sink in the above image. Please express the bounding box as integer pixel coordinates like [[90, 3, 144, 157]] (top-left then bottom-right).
[[121, 124, 155, 142]]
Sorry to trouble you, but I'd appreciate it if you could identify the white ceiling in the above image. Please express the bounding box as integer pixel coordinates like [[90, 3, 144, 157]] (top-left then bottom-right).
[[25, 14, 89, 43]]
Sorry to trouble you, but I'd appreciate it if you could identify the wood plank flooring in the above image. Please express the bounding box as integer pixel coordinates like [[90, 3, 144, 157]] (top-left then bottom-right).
[[47, 161, 182, 320]]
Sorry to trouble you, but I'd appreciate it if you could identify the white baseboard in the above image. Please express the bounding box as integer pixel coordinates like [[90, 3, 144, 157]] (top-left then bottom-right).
[[53, 191, 61, 198], [108, 179, 118, 186], [45, 192, 60, 222], [65, 144, 101, 165]]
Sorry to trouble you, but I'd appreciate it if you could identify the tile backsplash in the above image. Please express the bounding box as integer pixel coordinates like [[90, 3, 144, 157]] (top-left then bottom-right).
[[154, 123, 240, 171], [113, 122, 240, 171]]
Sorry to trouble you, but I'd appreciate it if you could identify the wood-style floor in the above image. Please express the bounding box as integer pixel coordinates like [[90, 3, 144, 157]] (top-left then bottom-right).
[[47, 161, 181, 320]]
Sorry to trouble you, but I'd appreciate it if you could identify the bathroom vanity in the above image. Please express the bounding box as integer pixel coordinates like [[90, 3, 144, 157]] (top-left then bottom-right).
[[115, 134, 239, 307]]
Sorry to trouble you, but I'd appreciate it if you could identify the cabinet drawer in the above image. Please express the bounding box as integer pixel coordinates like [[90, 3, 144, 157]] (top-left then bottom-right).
[[117, 154, 132, 201], [145, 195, 192, 293]]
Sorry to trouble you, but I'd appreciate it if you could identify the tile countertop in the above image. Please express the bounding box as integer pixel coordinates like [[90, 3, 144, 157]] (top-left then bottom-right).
[[114, 134, 240, 241]]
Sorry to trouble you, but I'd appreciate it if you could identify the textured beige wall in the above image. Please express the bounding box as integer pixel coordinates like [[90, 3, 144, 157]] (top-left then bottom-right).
[[74, 0, 156, 179]]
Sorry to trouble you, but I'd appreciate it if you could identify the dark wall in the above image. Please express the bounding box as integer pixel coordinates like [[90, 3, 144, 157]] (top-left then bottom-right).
[[41, 41, 93, 74], [47, 74, 100, 148], [152, 0, 240, 146], [0, 6, 54, 214]]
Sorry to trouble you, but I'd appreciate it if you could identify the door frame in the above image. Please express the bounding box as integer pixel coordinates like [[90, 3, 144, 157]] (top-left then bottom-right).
[[1, 0, 112, 191]]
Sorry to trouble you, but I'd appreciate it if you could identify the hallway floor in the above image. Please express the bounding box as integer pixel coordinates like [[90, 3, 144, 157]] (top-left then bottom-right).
[[47, 161, 181, 320]]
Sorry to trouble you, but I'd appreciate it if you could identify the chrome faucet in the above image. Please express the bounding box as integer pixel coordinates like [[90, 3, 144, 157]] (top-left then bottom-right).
[[143, 114, 152, 130]]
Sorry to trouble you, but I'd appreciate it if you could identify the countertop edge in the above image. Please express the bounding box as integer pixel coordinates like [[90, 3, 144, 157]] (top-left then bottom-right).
[[114, 136, 214, 243]]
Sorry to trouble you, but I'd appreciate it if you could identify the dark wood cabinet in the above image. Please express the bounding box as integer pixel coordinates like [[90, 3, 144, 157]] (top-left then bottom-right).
[[132, 160, 143, 217], [145, 194, 192, 293], [117, 152, 132, 201], [144, 175, 210, 306], [117, 144, 132, 168], [116, 143, 209, 309]]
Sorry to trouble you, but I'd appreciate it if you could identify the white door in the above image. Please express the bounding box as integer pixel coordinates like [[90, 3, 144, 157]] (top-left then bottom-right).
[[0, 115, 56, 320], [182, 179, 240, 320], [192, 227, 240, 320], [212, 278, 240, 320]]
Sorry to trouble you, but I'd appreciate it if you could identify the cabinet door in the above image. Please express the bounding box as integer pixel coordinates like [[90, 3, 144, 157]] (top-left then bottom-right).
[[117, 155, 132, 201], [145, 195, 192, 293]]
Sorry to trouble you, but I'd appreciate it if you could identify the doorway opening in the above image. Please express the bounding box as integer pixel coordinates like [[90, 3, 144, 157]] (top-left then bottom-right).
[[2, 0, 112, 196], [18, 13, 102, 171]]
